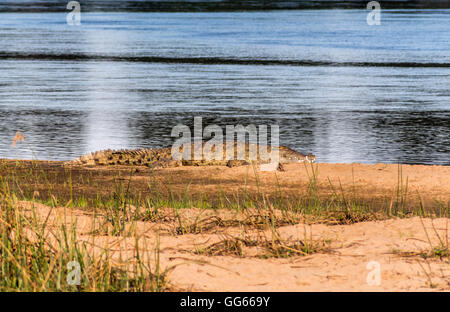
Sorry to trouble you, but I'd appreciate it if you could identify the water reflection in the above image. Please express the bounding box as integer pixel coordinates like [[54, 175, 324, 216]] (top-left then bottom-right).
[[1, 107, 449, 165], [83, 29, 137, 152]]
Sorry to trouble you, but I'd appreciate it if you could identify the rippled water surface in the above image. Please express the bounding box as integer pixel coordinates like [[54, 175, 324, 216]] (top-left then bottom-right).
[[0, 10, 449, 164]]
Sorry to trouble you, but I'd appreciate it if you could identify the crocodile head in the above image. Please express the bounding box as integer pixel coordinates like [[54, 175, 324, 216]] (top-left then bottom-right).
[[306, 153, 316, 163]]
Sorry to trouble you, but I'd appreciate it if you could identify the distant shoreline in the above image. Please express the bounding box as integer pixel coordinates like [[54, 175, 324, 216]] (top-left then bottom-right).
[[1, 1, 450, 13]]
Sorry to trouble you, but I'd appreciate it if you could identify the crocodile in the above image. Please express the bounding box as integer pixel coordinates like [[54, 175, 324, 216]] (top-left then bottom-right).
[[64, 141, 315, 170]]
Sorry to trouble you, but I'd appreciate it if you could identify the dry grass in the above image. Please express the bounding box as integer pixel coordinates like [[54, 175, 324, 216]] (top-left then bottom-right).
[[0, 134, 448, 291]]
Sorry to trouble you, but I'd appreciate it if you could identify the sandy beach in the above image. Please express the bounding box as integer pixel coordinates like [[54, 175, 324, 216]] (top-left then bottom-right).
[[1, 160, 448, 291]]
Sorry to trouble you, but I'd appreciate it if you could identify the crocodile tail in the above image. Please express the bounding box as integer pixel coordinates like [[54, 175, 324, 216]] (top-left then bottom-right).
[[64, 148, 181, 167]]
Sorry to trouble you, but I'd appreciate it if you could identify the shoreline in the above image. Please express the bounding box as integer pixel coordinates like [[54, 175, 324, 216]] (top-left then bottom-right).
[[1, 159, 449, 210]]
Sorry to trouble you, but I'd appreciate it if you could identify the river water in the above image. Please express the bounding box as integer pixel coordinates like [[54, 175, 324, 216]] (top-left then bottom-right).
[[0, 10, 449, 164]]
